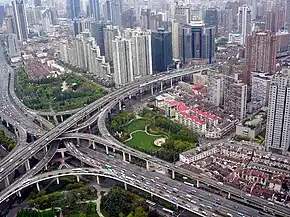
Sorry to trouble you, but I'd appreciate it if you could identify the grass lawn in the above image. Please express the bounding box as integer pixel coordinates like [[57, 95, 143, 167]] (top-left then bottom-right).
[[125, 131, 160, 152], [124, 119, 151, 133]]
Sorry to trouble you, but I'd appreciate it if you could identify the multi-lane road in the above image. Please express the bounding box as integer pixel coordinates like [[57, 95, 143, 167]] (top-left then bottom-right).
[[0, 43, 289, 216]]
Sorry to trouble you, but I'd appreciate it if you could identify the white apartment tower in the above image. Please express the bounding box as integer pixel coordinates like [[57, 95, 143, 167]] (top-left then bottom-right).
[[207, 71, 223, 106], [251, 72, 273, 112], [238, 5, 251, 45], [112, 28, 152, 87], [265, 69, 290, 154]]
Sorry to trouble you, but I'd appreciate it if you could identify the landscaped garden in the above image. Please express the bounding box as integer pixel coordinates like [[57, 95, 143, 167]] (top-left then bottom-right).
[[109, 109, 198, 162], [15, 68, 106, 112]]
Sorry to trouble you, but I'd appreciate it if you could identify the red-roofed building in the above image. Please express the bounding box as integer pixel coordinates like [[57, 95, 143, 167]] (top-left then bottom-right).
[[175, 110, 207, 133], [191, 107, 218, 127]]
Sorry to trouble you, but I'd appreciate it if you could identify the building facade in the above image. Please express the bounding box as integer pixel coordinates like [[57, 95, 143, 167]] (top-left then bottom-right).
[[12, 0, 28, 41], [104, 25, 120, 63], [112, 28, 152, 87], [67, 0, 80, 19], [151, 28, 172, 73], [265, 69, 290, 154], [179, 21, 215, 64], [245, 31, 277, 75], [224, 75, 247, 120], [237, 5, 251, 45], [6, 34, 20, 57]]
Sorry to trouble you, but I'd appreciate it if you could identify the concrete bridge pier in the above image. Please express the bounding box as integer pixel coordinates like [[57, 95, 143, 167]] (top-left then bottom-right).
[[60, 115, 64, 122], [44, 145, 48, 153], [106, 146, 109, 155], [170, 79, 173, 88], [76, 175, 80, 182], [56, 177, 59, 184], [6, 121, 9, 127], [16, 191, 21, 197], [128, 154, 131, 162], [124, 182, 127, 190], [228, 192, 231, 199], [92, 141, 96, 150], [119, 101, 122, 111], [196, 180, 200, 188], [47, 116, 50, 121], [151, 85, 154, 95], [4, 177, 10, 187], [122, 152, 126, 161], [25, 160, 30, 171], [96, 175, 100, 185], [36, 182, 40, 192], [60, 150, 65, 159], [160, 81, 163, 92], [146, 160, 149, 171], [172, 171, 175, 179], [77, 138, 80, 146]]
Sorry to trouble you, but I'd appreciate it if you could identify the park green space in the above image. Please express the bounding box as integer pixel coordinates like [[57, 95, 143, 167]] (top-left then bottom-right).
[[124, 119, 151, 133], [126, 131, 160, 153], [15, 68, 106, 112], [110, 109, 198, 162], [0, 129, 15, 151]]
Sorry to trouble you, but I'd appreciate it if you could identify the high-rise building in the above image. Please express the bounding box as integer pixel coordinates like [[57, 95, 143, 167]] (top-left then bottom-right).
[[111, 0, 122, 26], [174, 3, 191, 24], [179, 21, 215, 64], [265, 69, 290, 154], [204, 8, 218, 35], [151, 28, 172, 73], [67, 0, 80, 19], [121, 8, 136, 28], [245, 31, 277, 79], [251, 72, 272, 112], [246, 0, 257, 20], [172, 21, 179, 59], [224, 75, 247, 120], [42, 9, 52, 33], [34, 0, 41, 7], [12, 0, 28, 41], [104, 25, 120, 63], [59, 32, 111, 81], [90, 21, 105, 55], [286, 0, 290, 29], [103, 0, 112, 24], [207, 71, 223, 106], [0, 5, 4, 26], [6, 34, 20, 57], [237, 5, 251, 45], [112, 28, 152, 87], [5, 15, 16, 35], [88, 0, 100, 21]]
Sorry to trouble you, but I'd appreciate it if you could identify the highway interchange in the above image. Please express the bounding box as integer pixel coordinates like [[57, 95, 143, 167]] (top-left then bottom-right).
[[0, 43, 289, 217]]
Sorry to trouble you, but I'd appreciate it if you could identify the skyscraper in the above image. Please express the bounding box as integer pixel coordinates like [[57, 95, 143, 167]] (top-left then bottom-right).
[[237, 5, 251, 45], [265, 69, 290, 154], [5, 15, 16, 35], [246, 0, 257, 20], [90, 21, 105, 55], [224, 74, 247, 120], [88, 0, 100, 21], [104, 25, 120, 63], [204, 8, 218, 35], [67, 0, 80, 19], [34, 0, 41, 7], [103, 0, 112, 23], [111, 0, 122, 26], [245, 31, 277, 76], [151, 28, 172, 73], [0, 5, 4, 26], [179, 21, 215, 64], [12, 0, 28, 41], [174, 3, 191, 24], [286, 0, 290, 29], [6, 34, 20, 57], [112, 28, 152, 87]]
